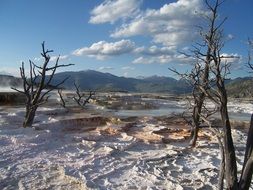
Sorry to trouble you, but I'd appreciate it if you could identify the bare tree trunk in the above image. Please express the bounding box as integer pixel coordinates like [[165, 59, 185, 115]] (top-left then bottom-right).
[[189, 124, 199, 147], [219, 90, 238, 189], [58, 89, 66, 108], [189, 60, 210, 147], [23, 106, 37, 128], [217, 136, 225, 190], [239, 114, 253, 190], [189, 97, 203, 146]]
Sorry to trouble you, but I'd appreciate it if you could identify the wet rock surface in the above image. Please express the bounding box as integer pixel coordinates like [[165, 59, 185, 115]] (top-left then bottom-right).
[[0, 92, 252, 189], [0, 92, 26, 105]]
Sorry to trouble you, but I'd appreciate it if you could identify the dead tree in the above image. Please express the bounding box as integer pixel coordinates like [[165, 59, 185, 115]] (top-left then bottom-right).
[[169, 0, 223, 147], [73, 82, 95, 109], [196, 5, 238, 188], [170, 0, 252, 188], [198, 12, 253, 190], [12, 42, 73, 127], [169, 62, 207, 146], [58, 89, 66, 108]]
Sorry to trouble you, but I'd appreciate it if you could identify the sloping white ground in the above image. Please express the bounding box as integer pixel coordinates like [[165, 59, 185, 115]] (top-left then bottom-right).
[[0, 107, 251, 190]]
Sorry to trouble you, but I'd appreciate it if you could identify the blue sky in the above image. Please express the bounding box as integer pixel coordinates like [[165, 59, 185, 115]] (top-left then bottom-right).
[[0, 0, 252, 78]]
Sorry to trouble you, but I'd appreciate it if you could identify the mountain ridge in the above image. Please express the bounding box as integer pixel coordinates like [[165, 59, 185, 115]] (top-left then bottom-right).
[[0, 70, 252, 96], [48, 70, 189, 93]]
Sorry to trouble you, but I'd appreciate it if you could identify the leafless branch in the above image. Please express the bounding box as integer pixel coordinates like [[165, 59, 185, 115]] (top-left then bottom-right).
[[73, 82, 95, 109]]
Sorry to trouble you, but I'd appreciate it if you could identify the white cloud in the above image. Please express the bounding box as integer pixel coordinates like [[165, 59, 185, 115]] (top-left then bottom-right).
[[111, 0, 203, 47], [132, 54, 193, 65], [132, 56, 153, 64], [98, 66, 114, 70], [121, 66, 135, 70], [85, 0, 209, 65], [72, 39, 194, 64], [132, 45, 193, 64], [227, 34, 234, 40], [72, 39, 135, 60], [89, 0, 142, 24], [50, 55, 69, 62], [220, 53, 241, 68], [34, 57, 42, 62], [221, 53, 240, 62], [34, 55, 69, 62], [134, 45, 175, 56]]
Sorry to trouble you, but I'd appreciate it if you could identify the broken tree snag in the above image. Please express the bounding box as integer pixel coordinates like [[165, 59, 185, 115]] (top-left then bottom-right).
[[58, 89, 66, 108], [73, 82, 95, 109], [11, 42, 73, 128]]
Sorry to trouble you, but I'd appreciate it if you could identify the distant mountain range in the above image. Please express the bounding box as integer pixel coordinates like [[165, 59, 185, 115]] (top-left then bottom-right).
[[47, 70, 191, 94], [0, 70, 252, 97], [0, 74, 22, 87], [225, 77, 253, 98]]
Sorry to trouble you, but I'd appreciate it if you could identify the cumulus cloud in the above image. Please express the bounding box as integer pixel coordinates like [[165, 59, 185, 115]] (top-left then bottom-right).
[[134, 45, 176, 56], [89, 0, 142, 24], [132, 54, 193, 65], [132, 45, 193, 64], [72, 39, 193, 64], [72, 39, 135, 60], [86, 0, 209, 64], [111, 0, 203, 46]]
